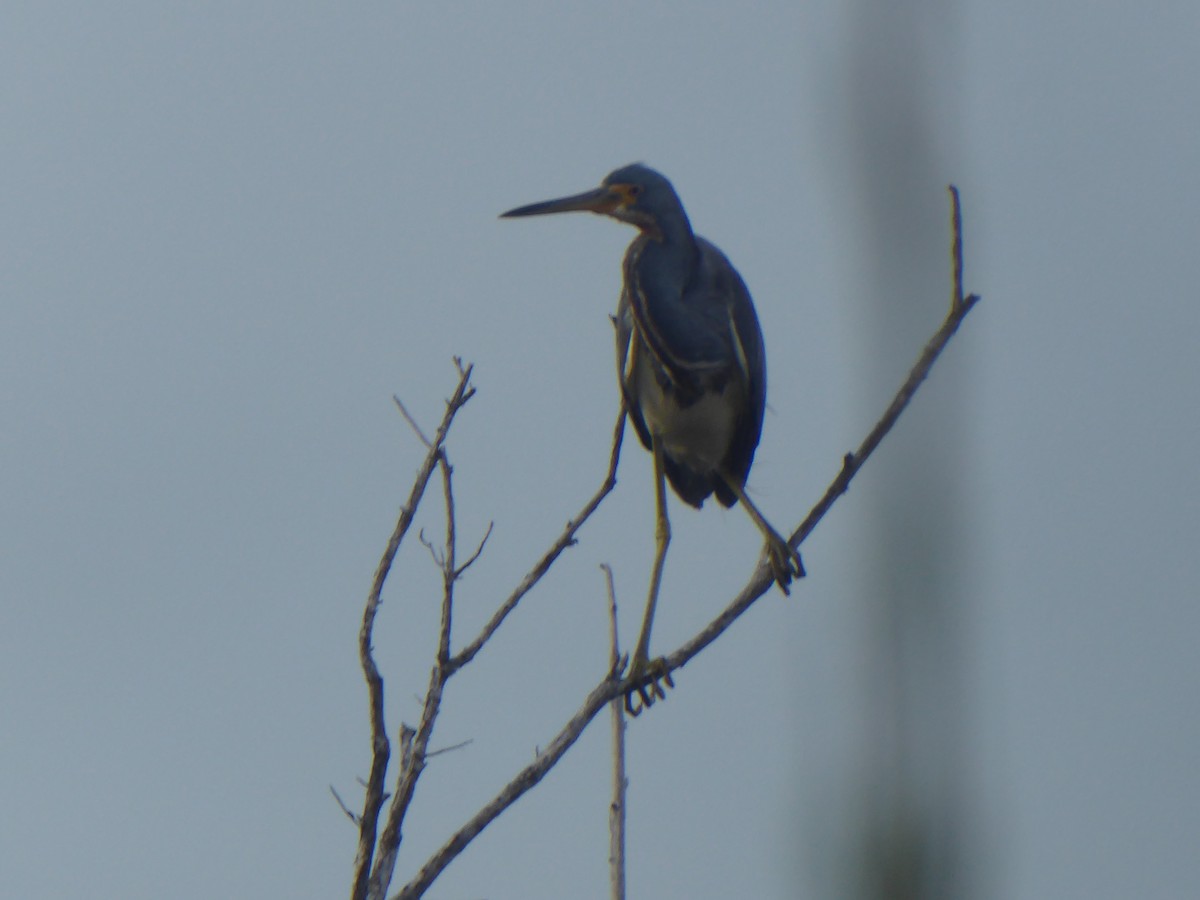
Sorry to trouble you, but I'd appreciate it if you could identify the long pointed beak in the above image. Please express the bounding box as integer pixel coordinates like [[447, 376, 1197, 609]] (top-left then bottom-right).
[[500, 185, 619, 219]]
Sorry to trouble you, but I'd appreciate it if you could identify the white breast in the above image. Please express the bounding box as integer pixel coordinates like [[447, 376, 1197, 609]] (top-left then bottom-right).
[[632, 343, 737, 474]]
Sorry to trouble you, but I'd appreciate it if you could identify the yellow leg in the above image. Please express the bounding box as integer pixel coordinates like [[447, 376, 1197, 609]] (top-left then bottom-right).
[[624, 435, 675, 714], [722, 475, 805, 593]]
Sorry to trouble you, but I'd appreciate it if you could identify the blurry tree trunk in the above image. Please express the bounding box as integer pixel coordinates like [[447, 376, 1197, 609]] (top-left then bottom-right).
[[838, 1, 978, 898]]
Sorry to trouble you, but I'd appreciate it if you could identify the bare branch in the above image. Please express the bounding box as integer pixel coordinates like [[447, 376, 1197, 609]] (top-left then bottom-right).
[[448, 409, 627, 674], [331, 785, 362, 826], [350, 363, 474, 900], [392, 395, 433, 450], [436, 456, 457, 666], [366, 724, 417, 898], [367, 450, 463, 899], [416, 528, 443, 569], [949, 184, 967, 310], [603, 565, 627, 900], [425, 738, 474, 759], [455, 522, 494, 580], [369, 679, 444, 894]]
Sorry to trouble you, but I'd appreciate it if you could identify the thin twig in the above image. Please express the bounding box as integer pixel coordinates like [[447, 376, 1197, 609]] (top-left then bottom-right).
[[393, 396, 433, 450], [425, 738, 474, 759], [331, 785, 362, 826], [390, 190, 980, 899], [437, 456, 457, 666], [448, 409, 627, 674], [949, 184, 966, 310], [455, 522, 494, 580], [603, 564, 627, 900], [417, 528, 443, 568], [350, 363, 474, 900]]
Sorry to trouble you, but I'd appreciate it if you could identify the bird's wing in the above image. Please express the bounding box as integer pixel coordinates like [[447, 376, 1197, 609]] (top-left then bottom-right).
[[623, 242, 728, 400], [694, 238, 768, 489]]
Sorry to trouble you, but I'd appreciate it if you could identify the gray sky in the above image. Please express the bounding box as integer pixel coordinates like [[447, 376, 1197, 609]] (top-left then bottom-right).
[[3, 3, 1198, 898]]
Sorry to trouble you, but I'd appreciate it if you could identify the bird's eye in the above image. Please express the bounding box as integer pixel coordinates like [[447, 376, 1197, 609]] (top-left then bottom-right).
[[627, 185, 642, 197]]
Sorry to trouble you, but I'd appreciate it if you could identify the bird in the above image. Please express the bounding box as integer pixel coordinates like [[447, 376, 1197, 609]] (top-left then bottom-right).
[[501, 163, 803, 712]]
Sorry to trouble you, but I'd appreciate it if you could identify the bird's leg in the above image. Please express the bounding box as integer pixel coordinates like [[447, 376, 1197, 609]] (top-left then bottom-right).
[[722, 476, 805, 593], [624, 436, 675, 715]]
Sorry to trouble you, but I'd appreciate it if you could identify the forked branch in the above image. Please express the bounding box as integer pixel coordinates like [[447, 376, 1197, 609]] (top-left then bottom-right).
[[350, 360, 474, 900], [349, 367, 626, 900]]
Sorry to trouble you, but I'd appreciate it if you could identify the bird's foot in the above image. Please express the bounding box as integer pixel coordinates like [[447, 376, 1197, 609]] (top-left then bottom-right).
[[621, 652, 675, 716], [765, 534, 805, 595]]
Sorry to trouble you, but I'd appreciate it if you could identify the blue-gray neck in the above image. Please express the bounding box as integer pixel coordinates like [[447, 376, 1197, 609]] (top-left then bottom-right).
[[638, 209, 698, 298]]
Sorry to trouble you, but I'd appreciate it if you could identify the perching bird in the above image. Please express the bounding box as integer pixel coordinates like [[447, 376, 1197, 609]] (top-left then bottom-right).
[[502, 164, 803, 711]]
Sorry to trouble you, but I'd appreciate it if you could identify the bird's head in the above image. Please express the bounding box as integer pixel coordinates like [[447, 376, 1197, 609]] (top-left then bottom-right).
[[501, 163, 689, 241]]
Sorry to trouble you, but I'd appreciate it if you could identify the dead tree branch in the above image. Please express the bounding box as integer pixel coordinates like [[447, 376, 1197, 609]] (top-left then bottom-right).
[[349, 367, 627, 900], [349, 360, 474, 900], [604, 564, 628, 900], [365, 454, 458, 899]]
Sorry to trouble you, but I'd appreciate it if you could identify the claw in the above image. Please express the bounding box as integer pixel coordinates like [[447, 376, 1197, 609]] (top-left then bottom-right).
[[622, 654, 675, 716], [724, 476, 805, 594], [766, 536, 805, 594]]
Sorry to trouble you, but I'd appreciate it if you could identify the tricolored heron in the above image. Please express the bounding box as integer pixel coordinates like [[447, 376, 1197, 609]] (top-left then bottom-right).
[[502, 163, 804, 711]]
